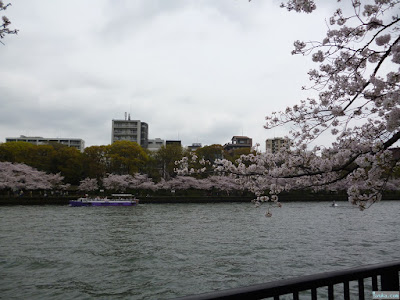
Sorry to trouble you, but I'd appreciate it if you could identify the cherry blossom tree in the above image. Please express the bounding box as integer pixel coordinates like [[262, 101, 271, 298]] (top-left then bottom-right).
[[265, 0, 400, 208], [0, 162, 64, 192], [99, 173, 245, 195], [138, 179, 158, 192], [102, 173, 157, 192], [177, 0, 400, 214], [102, 174, 133, 192], [130, 173, 153, 189], [0, 1, 18, 45], [78, 177, 99, 192], [160, 176, 202, 191], [202, 175, 243, 195]]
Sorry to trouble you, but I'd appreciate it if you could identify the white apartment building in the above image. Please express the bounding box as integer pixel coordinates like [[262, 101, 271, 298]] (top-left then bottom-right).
[[266, 137, 291, 153], [147, 138, 165, 151], [5, 135, 85, 152], [111, 113, 149, 148]]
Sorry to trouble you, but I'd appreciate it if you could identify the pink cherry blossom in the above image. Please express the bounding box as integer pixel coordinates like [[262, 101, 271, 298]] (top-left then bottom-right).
[[176, 0, 400, 214], [0, 162, 64, 191]]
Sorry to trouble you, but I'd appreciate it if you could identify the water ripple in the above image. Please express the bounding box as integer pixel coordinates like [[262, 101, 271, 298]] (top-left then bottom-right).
[[1, 202, 399, 299]]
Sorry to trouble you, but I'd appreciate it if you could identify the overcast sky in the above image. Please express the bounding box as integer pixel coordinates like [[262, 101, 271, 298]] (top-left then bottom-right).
[[1, 0, 339, 150]]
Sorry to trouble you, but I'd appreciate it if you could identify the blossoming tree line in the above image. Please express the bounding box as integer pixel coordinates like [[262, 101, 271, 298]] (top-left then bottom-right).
[[1, 0, 400, 211], [0, 141, 253, 196], [176, 0, 400, 215]]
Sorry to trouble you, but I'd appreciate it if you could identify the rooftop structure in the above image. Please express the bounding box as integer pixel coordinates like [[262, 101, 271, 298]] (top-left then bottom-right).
[[188, 143, 202, 151], [224, 136, 252, 152], [166, 140, 181, 147]]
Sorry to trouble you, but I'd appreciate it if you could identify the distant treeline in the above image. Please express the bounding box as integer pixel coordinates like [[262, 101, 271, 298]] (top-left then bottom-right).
[[0, 141, 254, 185]]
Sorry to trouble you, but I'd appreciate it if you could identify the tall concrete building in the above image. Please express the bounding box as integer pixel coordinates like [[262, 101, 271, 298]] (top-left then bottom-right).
[[266, 137, 291, 153], [111, 113, 148, 148], [5, 135, 85, 152]]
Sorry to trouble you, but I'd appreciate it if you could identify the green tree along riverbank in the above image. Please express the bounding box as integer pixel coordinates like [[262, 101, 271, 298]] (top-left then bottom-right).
[[0, 141, 254, 185], [0, 141, 259, 197]]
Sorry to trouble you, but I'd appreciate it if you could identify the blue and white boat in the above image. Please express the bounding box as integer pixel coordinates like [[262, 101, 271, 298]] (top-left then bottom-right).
[[69, 194, 139, 207]]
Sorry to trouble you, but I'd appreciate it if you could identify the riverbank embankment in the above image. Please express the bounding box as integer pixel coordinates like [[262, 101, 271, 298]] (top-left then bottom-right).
[[1, 192, 399, 205]]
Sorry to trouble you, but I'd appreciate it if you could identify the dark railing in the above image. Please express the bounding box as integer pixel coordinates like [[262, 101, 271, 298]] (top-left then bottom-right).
[[172, 261, 400, 300]]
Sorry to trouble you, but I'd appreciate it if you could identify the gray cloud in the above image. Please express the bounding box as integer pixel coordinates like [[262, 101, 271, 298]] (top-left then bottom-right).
[[0, 0, 335, 149]]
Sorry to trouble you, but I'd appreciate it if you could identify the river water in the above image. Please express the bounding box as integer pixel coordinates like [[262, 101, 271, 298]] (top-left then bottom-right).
[[1, 201, 399, 300]]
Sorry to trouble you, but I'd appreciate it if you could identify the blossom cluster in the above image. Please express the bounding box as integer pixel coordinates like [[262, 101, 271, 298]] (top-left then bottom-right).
[[77, 173, 243, 194], [0, 162, 65, 191], [0, 1, 18, 43], [173, 1, 400, 216]]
